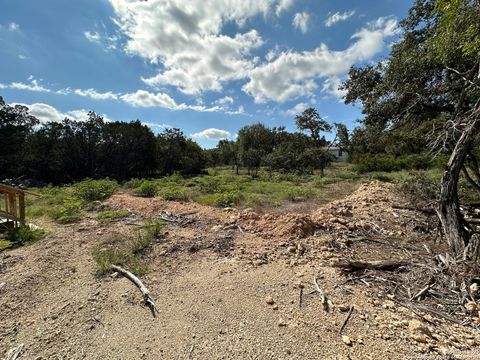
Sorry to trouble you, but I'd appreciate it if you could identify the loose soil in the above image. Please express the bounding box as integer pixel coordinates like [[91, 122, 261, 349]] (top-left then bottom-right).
[[1, 181, 478, 359]]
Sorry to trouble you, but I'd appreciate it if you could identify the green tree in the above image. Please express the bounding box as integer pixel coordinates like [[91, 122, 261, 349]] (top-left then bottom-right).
[[295, 107, 333, 176]]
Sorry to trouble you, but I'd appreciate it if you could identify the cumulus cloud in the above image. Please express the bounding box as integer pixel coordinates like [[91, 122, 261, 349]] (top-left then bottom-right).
[[286, 102, 308, 116], [325, 10, 355, 27], [191, 128, 231, 140], [293, 12, 310, 34], [12, 103, 110, 123], [214, 96, 234, 105], [109, 0, 299, 95], [120, 89, 221, 112], [120, 90, 180, 109], [243, 17, 398, 103]]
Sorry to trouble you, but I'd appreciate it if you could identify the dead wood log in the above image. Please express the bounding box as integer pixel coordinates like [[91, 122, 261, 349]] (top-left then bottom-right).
[[332, 259, 410, 272], [111, 265, 158, 316], [5, 344, 24, 360], [391, 203, 436, 215], [313, 276, 330, 311]]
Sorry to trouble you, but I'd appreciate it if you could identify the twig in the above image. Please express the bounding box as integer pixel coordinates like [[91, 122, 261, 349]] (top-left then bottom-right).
[[411, 284, 432, 301], [299, 287, 304, 308], [339, 306, 354, 334], [313, 276, 330, 312], [5, 344, 24, 360], [111, 265, 158, 317]]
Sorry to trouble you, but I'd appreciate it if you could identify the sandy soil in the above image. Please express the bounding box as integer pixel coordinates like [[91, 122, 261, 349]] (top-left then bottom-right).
[[1, 182, 478, 359]]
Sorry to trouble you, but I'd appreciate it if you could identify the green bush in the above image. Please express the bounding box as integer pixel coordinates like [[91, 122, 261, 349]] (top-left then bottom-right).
[[355, 154, 432, 173], [124, 178, 143, 189], [157, 186, 189, 201], [133, 180, 158, 197], [96, 209, 130, 221], [53, 199, 83, 224], [93, 249, 126, 275], [399, 171, 439, 201], [143, 221, 164, 240], [5, 225, 45, 246], [74, 179, 119, 202]]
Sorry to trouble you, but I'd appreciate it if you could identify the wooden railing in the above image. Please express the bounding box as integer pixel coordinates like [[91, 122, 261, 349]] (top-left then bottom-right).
[[0, 184, 28, 227]]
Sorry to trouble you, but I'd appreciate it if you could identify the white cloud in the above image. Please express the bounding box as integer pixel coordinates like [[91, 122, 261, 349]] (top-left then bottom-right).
[[293, 12, 310, 34], [7, 22, 19, 31], [9, 79, 51, 93], [84, 31, 102, 43], [109, 0, 298, 95], [191, 128, 230, 140], [321, 76, 347, 99], [226, 105, 246, 115], [214, 96, 234, 105], [276, 0, 296, 16], [120, 90, 179, 109], [120, 89, 221, 112], [13, 102, 116, 124], [243, 17, 398, 103], [325, 10, 355, 27], [18, 55, 27, 60], [73, 88, 119, 101], [286, 102, 308, 116], [84, 30, 119, 51]]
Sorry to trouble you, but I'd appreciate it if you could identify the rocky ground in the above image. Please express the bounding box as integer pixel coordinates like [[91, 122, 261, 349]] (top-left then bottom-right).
[[1, 181, 479, 359]]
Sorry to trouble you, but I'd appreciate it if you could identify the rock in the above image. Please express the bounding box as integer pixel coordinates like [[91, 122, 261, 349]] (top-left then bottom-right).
[[342, 335, 353, 346], [210, 225, 223, 232], [0, 282, 5, 291], [338, 304, 350, 312], [465, 301, 478, 313], [382, 300, 395, 309], [272, 304, 279, 310], [287, 246, 296, 254], [470, 283, 479, 296], [409, 320, 430, 335], [466, 339, 476, 346], [265, 296, 275, 305], [278, 319, 287, 327]]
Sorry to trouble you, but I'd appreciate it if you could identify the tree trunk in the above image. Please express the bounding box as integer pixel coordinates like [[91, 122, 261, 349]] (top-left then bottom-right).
[[436, 114, 480, 258]]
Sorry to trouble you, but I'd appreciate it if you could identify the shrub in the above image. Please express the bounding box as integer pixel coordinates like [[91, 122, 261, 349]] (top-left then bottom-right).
[[93, 249, 126, 275], [74, 179, 118, 202], [213, 190, 242, 207], [399, 171, 439, 202], [96, 209, 130, 221], [53, 199, 83, 224], [5, 225, 45, 246], [143, 221, 164, 240], [282, 187, 313, 201], [157, 186, 189, 201], [355, 154, 432, 173], [124, 178, 143, 189], [133, 180, 158, 197]]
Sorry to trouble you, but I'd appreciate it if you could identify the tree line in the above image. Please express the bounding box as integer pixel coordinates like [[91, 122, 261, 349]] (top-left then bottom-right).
[[0, 97, 349, 184], [0, 98, 206, 184]]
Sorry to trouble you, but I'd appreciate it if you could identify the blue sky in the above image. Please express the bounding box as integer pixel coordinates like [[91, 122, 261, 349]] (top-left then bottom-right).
[[0, 0, 412, 148]]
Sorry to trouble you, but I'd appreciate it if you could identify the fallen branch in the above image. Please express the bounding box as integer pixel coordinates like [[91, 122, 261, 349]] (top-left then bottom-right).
[[339, 306, 354, 334], [391, 202, 436, 215], [313, 276, 330, 312], [111, 265, 158, 317], [411, 284, 433, 301], [5, 344, 24, 360], [332, 259, 410, 272], [299, 287, 304, 308]]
